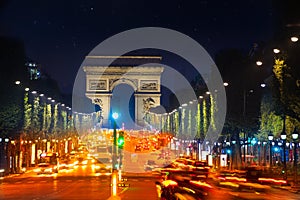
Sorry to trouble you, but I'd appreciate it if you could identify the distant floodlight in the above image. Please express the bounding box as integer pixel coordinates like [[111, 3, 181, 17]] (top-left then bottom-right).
[[61, 104, 65, 107], [260, 83, 266, 88], [206, 91, 210, 95], [47, 97, 52, 100], [51, 99, 55, 102], [25, 88, 29, 91], [199, 96, 203, 99], [256, 61, 263, 66], [291, 36, 299, 42], [223, 82, 229, 87], [31, 91, 37, 94], [273, 48, 280, 54], [39, 94, 44, 97], [15, 80, 21, 85]]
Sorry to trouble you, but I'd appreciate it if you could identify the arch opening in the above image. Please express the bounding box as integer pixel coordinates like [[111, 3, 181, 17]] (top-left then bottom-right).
[[111, 83, 135, 129]]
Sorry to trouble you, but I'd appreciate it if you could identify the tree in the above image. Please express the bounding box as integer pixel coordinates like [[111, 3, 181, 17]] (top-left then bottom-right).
[[0, 37, 27, 138], [261, 55, 300, 139]]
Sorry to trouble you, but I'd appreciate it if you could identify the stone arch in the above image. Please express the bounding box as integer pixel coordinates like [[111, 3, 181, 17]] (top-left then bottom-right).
[[83, 56, 164, 128], [109, 78, 137, 92]]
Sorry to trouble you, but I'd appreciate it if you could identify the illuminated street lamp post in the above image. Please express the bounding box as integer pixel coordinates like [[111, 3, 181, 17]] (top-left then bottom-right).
[[112, 112, 119, 171], [292, 128, 299, 188], [110, 112, 120, 199], [231, 140, 236, 170], [280, 125, 287, 179], [268, 132, 274, 168]]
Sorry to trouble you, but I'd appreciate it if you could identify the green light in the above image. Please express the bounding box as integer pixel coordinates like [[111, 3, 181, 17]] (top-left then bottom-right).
[[118, 138, 124, 146], [118, 131, 125, 148]]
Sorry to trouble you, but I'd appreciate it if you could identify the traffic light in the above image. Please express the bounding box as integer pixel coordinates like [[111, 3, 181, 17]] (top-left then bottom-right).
[[118, 131, 124, 149]]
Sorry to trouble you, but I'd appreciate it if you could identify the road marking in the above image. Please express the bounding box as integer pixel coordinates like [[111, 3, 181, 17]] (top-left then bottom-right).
[[119, 187, 129, 195]]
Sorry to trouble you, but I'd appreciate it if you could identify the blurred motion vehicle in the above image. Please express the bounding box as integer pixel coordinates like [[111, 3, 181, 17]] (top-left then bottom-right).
[[144, 160, 160, 171], [93, 154, 112, 173], [59, 156, 71, 170], [155, 179, 181, 200], [35, 163, 58, 175], [155, 179, 208, 200], [34, 152, 59, 174], [165, 170, 213, 199], [172, 158, 190, 170], [187, 160, 210, 178]]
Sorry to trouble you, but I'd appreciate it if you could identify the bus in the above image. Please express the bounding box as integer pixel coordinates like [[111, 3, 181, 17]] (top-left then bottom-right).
[[34, 152, 59, 174]]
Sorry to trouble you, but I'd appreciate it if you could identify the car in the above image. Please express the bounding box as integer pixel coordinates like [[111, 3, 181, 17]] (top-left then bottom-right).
[[187, 160, 210, 178], [155, 179, 180, 200], [93, 156, 112, 173], [152, 165, 182, 177], [172, 158, 189, 170], [163, 171, 213, 200], [143, 144, 150, 150], [155, 179, 207, 200], [144, 160, 160, 171], [135, 145, 142, 152], [34, 163, 58, 174]]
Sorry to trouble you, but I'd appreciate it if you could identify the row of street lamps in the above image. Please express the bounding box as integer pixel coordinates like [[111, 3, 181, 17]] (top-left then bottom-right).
[[268, 127, 299, 185]]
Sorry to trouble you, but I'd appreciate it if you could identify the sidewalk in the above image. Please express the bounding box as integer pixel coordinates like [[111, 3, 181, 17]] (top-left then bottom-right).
[[1, 167, 34, 178]]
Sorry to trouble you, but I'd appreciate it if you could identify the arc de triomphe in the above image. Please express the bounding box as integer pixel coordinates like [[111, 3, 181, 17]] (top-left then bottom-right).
[[83, 56, 164, 128]]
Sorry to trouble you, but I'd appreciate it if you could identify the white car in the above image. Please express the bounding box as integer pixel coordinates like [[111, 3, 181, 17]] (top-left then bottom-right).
[[34, 163, 58, 174]]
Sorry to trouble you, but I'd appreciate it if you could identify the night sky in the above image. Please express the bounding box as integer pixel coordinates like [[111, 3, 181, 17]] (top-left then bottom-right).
[[1, 0, 276, 94]]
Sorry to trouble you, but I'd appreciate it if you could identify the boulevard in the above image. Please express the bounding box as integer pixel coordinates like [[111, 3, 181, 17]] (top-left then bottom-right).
[[0, 160, 159, 200], [1, 156, 300, 200]]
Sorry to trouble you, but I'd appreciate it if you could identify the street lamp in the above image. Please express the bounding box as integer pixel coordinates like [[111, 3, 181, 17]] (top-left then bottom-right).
[[273, 48, 280, 54], [291, 36, 299, 42], [256, 60, 263, 66], [268, 132, 274, 168], [281, 127, 287, 179], [292, 128, 299, 188], [112, 112, 119, 171], [231, 140, 236, 170]]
